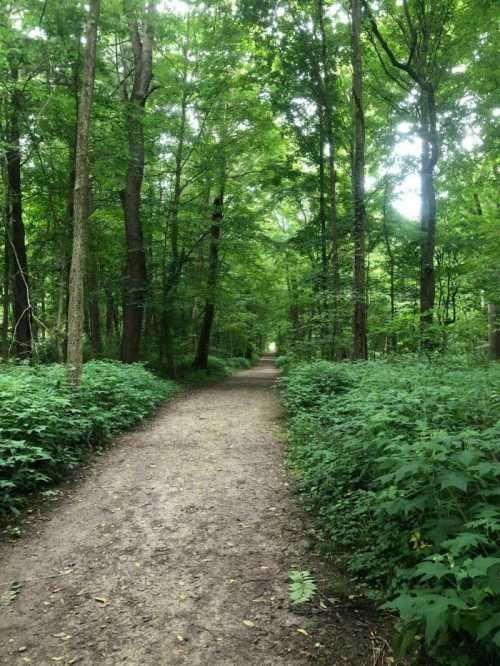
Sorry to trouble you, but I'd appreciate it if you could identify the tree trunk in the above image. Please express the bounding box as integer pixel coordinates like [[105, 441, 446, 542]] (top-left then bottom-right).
[[419, 86, 438, 343], [120, 1, 155, 363], [87, 266, 102, 357], [1, 160, 10, 348], [488, 303, 500, 361], [382, 179, 397, 351], [317, 0, 341, 356], [7, 58, 32, 359], [318, 107, 330, 358], [159, 82, 188, 371], [351, 0, 367, 360], [193, 192, 223, 370], [66, 0, 100, 385]]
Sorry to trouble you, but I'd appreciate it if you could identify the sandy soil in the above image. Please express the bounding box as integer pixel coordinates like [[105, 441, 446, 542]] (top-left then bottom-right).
[[0, 357, 388, 665]]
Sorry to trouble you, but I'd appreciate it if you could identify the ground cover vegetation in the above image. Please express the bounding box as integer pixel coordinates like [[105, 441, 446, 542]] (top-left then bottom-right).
[[0, 0, 498, 662], [281, 360, 500, 663]]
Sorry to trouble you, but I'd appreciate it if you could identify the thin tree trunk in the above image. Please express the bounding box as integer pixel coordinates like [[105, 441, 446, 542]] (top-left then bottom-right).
[[159, 81, 188, 370], [120, 1, 155, 363], [419, 86, 438, 342], [382, 179, 396, 351], [66, 0, 100, 385], [488, 303, 500, 361], [7, 58, 32, 359], [106, 289, 115, 338], [55, 251, 66, 362], [193, 192, 223, 370], [1, 160, 10, 348], [87, 252, 102, 357], [318, 107, 330, 358], [317, 0, 341, 355], [351, 0, 367, 360]]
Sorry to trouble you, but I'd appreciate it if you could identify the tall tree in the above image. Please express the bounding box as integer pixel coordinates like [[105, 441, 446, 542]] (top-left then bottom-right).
[[119, 0, 155, 363], [193, 189, 223, 370], [66, 0, 100, 385], [364, 0, 453, 343], [6, 54, 32, 358], [351, 0, 368, 359]]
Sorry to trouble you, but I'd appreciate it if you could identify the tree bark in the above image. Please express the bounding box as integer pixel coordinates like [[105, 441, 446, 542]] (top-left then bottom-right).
[[159, 80, 188, 370], [382, 178, 396, 351], [419, 86, 438, 341], [7, 58, 32, 359], [1, 159, 10, 348], [488, 303, 500, 361], [193, 192, 223, 370], [120, 1, 155, 363], [351, 0, 368, 360], [317, 0, 342, 356], [66, 0, 100, 385]]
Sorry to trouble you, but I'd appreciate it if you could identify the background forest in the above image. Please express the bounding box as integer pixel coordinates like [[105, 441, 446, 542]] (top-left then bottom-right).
[[0, 0, 498, 369], [1, 0, 499, 664]]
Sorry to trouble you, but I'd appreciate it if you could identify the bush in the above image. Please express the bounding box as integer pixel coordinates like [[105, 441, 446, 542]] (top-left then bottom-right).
[[176, 354, 252, 384], [281, 359, 500, 664], [0, 361, 177, 516], [225, 356, 252, 370]]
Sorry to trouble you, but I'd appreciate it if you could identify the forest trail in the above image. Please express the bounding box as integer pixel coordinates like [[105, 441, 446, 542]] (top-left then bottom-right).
[[0, 358, 383, 666]]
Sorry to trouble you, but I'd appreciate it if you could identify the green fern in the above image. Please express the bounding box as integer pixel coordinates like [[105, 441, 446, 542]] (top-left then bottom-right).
[[288, 570, 317, 604]]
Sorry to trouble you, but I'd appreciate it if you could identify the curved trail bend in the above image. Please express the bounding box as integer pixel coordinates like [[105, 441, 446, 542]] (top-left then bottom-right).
[[0, 357, 380, 665]]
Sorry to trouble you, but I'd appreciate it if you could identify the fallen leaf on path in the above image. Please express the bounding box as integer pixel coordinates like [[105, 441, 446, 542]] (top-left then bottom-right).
[[296, 628, 309, 636], [176, 635, 185, 642], [94, 596, 110, 606], [242, 620, 255, 627]]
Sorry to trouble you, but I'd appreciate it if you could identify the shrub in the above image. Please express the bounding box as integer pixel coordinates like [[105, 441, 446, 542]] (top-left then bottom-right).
[[281, 359, 500, 664], [176, 354, 251, 384], [0, 361, 177, 516]]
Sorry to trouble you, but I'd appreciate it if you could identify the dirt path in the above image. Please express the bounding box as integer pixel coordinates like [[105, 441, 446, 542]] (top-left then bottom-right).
[[0, 358, 384, 665]]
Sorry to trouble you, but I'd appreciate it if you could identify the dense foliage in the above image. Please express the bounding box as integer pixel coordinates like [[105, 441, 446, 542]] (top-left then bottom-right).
[[0, 1, 498, 662], [281, 360, 500, 664], [0, 361, 177, 515]]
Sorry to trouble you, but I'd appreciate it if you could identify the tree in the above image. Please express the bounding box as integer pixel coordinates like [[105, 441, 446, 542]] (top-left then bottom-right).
[[66, 0, 100, 385], [6, 53, 32, 358], [119, 0, 155, 363], [351, 0, 368, 359], [364, 0, 455, 344]]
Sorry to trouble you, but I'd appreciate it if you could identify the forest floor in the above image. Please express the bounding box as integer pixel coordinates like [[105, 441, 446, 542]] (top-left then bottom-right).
[[0, 357, 391, 666]]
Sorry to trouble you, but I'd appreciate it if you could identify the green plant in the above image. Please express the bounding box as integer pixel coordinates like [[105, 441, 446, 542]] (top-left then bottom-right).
[[281, 359, 500, 664], [288, 570, 317, 604], [0, 361, 177, 517]]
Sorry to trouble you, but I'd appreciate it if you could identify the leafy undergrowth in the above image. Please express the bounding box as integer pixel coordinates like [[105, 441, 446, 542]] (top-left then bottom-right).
[[280, 359, 500, 665], [0, 361, 177, 517], [176, 354, 254, 385]]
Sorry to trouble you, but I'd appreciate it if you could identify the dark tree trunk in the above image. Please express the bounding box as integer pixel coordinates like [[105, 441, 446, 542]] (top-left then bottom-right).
[[106, 289, 115, 338], [382, 179, 397, 351], [1, 161, 10, 348], [488, 303, 500, 361], [120, 2, 155, 363], [351, 0, 368, 360], [193, 192, 223, 370], [419, 86, 438, 342], [7, 58, 31, 359], [88, 261, 102, 356]]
